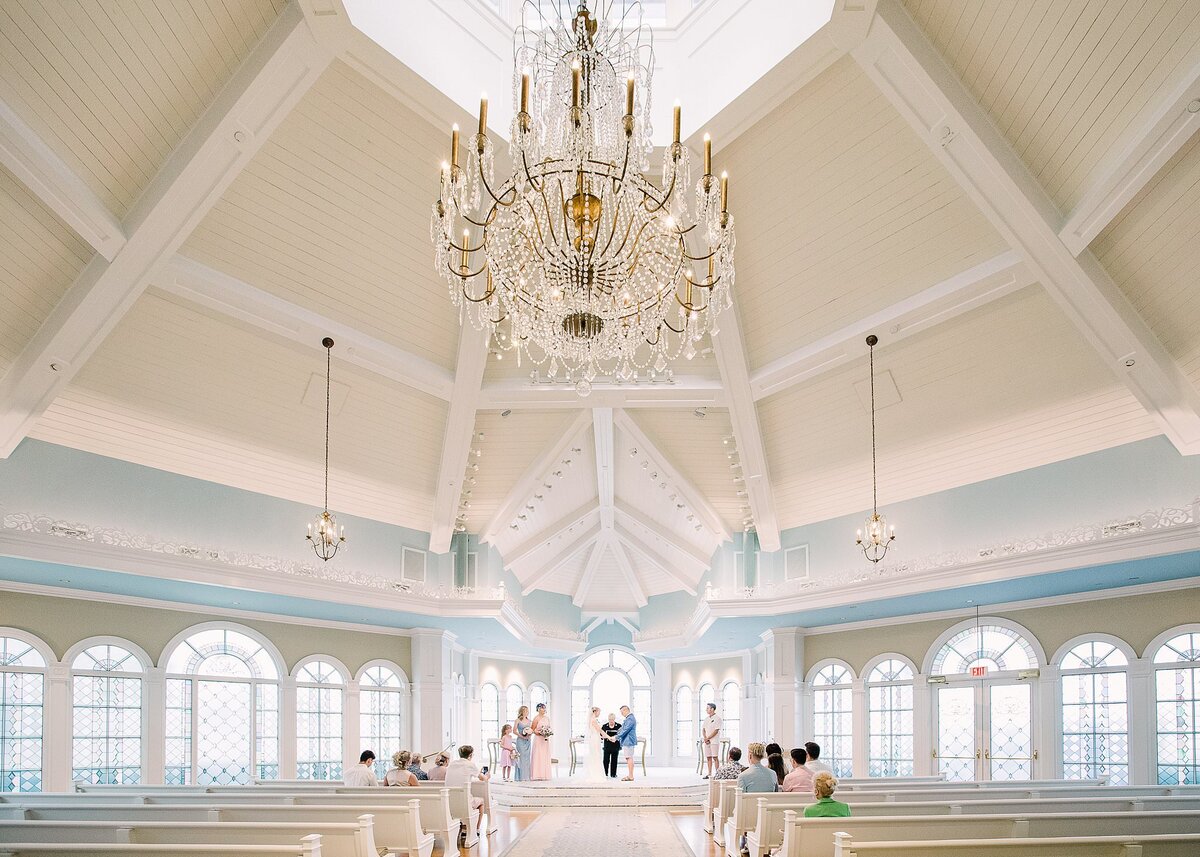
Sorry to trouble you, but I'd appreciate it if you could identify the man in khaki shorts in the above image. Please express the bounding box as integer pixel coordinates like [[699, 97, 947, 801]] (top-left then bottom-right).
[[701, 702, 722, 778]]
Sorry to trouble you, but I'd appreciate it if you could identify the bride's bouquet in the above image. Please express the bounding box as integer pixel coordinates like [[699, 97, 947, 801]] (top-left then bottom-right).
[[536, 724, 554, 738]]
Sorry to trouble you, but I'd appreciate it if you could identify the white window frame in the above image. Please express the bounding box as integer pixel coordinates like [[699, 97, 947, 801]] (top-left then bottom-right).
[[356, 660, 410, 779], [0, 629, 51, 793], [65, 637, 151, 785], [808, 659, 855, 778], [864, 654, 916, 777], [293, 655, 349, 781]]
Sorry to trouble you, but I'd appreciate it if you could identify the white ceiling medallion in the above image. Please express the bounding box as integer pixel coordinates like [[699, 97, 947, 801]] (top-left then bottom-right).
[[431, 0, 735, 396]]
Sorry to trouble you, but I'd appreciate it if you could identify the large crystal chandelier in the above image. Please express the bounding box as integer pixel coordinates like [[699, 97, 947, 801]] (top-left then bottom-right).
[[431, 0, 735, 394]]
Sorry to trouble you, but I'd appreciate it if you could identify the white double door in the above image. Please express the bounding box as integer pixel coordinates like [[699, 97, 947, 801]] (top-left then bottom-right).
[[935, 680, 1035, 781]]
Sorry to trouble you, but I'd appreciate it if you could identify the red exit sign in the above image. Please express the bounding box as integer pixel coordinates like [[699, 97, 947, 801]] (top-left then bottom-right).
[[970, 666, 988, 677]]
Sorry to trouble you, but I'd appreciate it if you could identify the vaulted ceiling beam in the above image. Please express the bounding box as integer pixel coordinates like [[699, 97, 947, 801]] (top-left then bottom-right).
[[613, 500, 713, 571], [0, 99, 125, 261], [503, 501, 599, 570], [612, 409, 730, 544], [609, 538, 648, 609], [853, 0, 1200, 456], [572, 539, 606, 608], [615, 524, 698, 597], [593, 407, 615, 532], [428, 326, 490, 553], [520, 524, 600, 592], [478, 376, 726, 410], [0, 4, 332, 459], [158, 256, 454, 400], [480, 410, 593, 544], [750, 251, 1032, 399], [711, 300, 781, 550], [1058, 58, 1200, 256]]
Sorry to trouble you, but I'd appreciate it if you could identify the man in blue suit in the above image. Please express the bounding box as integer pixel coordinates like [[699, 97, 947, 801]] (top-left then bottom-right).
[[610, 704, 638, 781]]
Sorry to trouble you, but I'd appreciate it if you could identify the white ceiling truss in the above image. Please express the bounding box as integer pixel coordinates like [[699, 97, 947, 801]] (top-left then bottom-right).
[[0, 0, 1198, 632]]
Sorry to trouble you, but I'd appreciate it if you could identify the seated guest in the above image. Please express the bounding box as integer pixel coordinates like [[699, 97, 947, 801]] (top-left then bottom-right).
[[764, 742, 782, 762], [766, 752, 787, 788], [408, 754, 429, 781], [736, 743, 777, 793], [805, 741, 832, 774], [445, 745, 489, 834], [804, 772, 851, 818], [384, 750, 418, 786], [782, 747, 814, 793], [427, 753, 450, 781], [713, 746, 747, 780], [344, 750, 379, 787]]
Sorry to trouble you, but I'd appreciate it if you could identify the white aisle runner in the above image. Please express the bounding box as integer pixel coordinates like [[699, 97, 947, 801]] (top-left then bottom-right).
[[499, 807, 692, 856]]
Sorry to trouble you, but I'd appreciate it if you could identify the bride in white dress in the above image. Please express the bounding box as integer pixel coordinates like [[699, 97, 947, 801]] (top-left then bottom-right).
[[584, 706, 605, 782]]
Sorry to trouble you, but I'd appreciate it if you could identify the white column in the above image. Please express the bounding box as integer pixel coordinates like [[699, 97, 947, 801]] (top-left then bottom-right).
[[1128, 658, 1155, 785], [280, 676, 297, 779], [1036, 666, 1060, 779], [550, 659, 569, 764], [912, 675, 933, 776], [410, 630, 456, 754], [345, 679, 361, 773], [761, 628, 800, 748], [44, 663, 72, 792], [652, 657, 672, 767], [851, 677, 868, 777], [143, 667, 166, 784]]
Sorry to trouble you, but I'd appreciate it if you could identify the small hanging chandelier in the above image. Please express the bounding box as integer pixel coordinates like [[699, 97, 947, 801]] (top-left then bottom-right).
[[856, 334, 895, 563], [307, 337, 345, 561], [431, 0, 735, 395]]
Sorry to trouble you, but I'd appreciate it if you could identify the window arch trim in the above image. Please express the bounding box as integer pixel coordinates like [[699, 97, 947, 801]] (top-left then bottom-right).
[[65, 637, 152, 674], [160, 622, 285, 680], [0, 628, 54, 669], [354, 659, 410, 689], [922, 617, 1045, 675], [1051, 633, 1136, 669], [567, 645, 654, 685], [292, 655, 350, 685], [1144, 623, 1200, 661], [806, 658, 856, 685], [862, 653, 918, 683]]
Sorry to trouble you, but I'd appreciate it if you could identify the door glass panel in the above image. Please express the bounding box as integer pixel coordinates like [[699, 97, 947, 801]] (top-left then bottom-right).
[[989, 682, 1032, 780], [196, 680, 251, 785], [937, 686, 975, 782]]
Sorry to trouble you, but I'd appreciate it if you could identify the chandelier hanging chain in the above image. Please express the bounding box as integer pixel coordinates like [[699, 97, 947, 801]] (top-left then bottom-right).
[[306, 337, 345, 561], [323, 339, 331, 514], [431, 0, 735, 397], [857, 333, 895, 563], [869, 336, 878, 517]]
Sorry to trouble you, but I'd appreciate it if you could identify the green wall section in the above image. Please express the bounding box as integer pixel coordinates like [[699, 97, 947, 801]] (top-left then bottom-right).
[[0, 590, 411, 675]]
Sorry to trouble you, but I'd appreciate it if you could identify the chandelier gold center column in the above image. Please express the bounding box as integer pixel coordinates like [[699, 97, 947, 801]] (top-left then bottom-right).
[[431, 0, 735, 396]]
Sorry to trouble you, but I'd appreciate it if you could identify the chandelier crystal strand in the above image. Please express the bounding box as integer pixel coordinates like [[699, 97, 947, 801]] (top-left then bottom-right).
[[307, 337, 345, 561], [856, 334, 895, 563], [431, 0, 734, 394]]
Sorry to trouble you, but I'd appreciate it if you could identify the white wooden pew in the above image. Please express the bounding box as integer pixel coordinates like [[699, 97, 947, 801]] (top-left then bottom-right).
[[0, 804, 433, 857], [0, 841, 321, 857], [0, 818, 373, 857], [838, 778, 1099, 791], [775, 810, 1200, 857], [744, 795, 1200, 857], [832, 832, 1200, 857], [843, 784, 1200, 803]]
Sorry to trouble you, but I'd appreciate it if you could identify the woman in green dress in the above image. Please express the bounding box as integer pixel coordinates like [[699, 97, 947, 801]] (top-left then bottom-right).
[[804, 772, 852, 817]]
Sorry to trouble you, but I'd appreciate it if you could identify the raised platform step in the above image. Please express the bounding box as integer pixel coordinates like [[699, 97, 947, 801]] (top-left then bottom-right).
[[491, 770, 707, 809]]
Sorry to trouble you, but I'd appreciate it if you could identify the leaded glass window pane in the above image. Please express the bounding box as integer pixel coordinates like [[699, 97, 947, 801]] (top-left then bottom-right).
[[868, 660, 913, 777], [698, 683, 715, 722], [0, 664, 43, 792], [813, 682, 853, 778], [256, 683, 279, 780], [530, 684, 549, 711], [506, 684, 524, 723], [480, 683, 500, 743], [675, 686, 693, 756], [361, 682, 403, 779], [296, 684, 343, 780], [722, 682, 740, 748], [932, 626, 1037, 675], [1155, 634, 1200, 785], [164, 678, 191, 785], [166, 629, 278, 679], [198, 680, 252, 785], [1062, 670, 1128, 784], [72, 673, 142, 784]]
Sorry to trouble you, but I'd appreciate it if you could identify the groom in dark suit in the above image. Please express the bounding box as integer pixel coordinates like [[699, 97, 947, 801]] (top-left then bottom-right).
[[600, 712, 621, 778]]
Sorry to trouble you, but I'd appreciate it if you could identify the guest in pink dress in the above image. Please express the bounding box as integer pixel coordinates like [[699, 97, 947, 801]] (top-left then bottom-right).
[[530, 703, 552, 781], [499, 723, 515, 781]]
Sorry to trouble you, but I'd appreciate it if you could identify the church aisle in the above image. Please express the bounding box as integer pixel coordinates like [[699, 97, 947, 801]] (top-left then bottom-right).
[[476, 807, 695, 855], [434, 809, 541, 857], [670, 810, 722, 857]]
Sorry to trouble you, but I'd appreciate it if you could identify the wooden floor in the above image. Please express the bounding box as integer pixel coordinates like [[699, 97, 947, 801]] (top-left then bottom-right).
[[432, 808, 715, 856]]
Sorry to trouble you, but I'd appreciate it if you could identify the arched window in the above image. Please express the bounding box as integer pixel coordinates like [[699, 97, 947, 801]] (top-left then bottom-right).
[[70, 642, 145, 784], [505, 684, 524, 723], [721, 681, 741, 747], [570, 648, 652, 750], [675, 686, 694, 756], [295, 659, 345, 780], [480, 683, 500, 742], [1058, 639, 1129, 785], [866, 658, 914, 777], [530, 683, 549, 712], [0, 634, 47, 792], [931, 624, 1037, 674], [698, 683, 715, 727], [1153, 630, 1200, 785], [163, 625, 281, 784], [358, 663, 407, 779], [811, 663, 853, 777]]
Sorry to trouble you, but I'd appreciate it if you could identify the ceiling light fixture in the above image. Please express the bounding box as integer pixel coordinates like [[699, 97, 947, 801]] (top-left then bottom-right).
[[306, 337, 345, 561], [431, 1, 735, 394], [856, 334, 895, 563]]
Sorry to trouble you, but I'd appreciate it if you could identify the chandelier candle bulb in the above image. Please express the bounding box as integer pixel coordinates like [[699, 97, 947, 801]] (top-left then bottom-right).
[[460, 229, 470, 273], [626, 75, 635, 116], [703, 132, 712, 175], [571, 61, 581, 109], [478, 93, 488, 139], [720, 171, 728, 213], [450, 123, 459, 169], [673, 100, 681, 144], [520, 70, 530, 114]]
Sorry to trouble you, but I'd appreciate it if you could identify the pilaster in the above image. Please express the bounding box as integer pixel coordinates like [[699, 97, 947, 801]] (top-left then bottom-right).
[[912, 674, 933, 776], [760, 628, 800, 747], [44, 663, 71, 791], [143, 667, 166, 784], [1036, 665, 1060, 779], [410, 630, 456, 754], [851, 677, 868, 777], [345, 679, 361, 772], [280, 676, 297, 779], [1128, 658, 1154, 785], [550, 658, 569, 761], [466, 650, 481, 747], [651, 656, 672, 766]]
